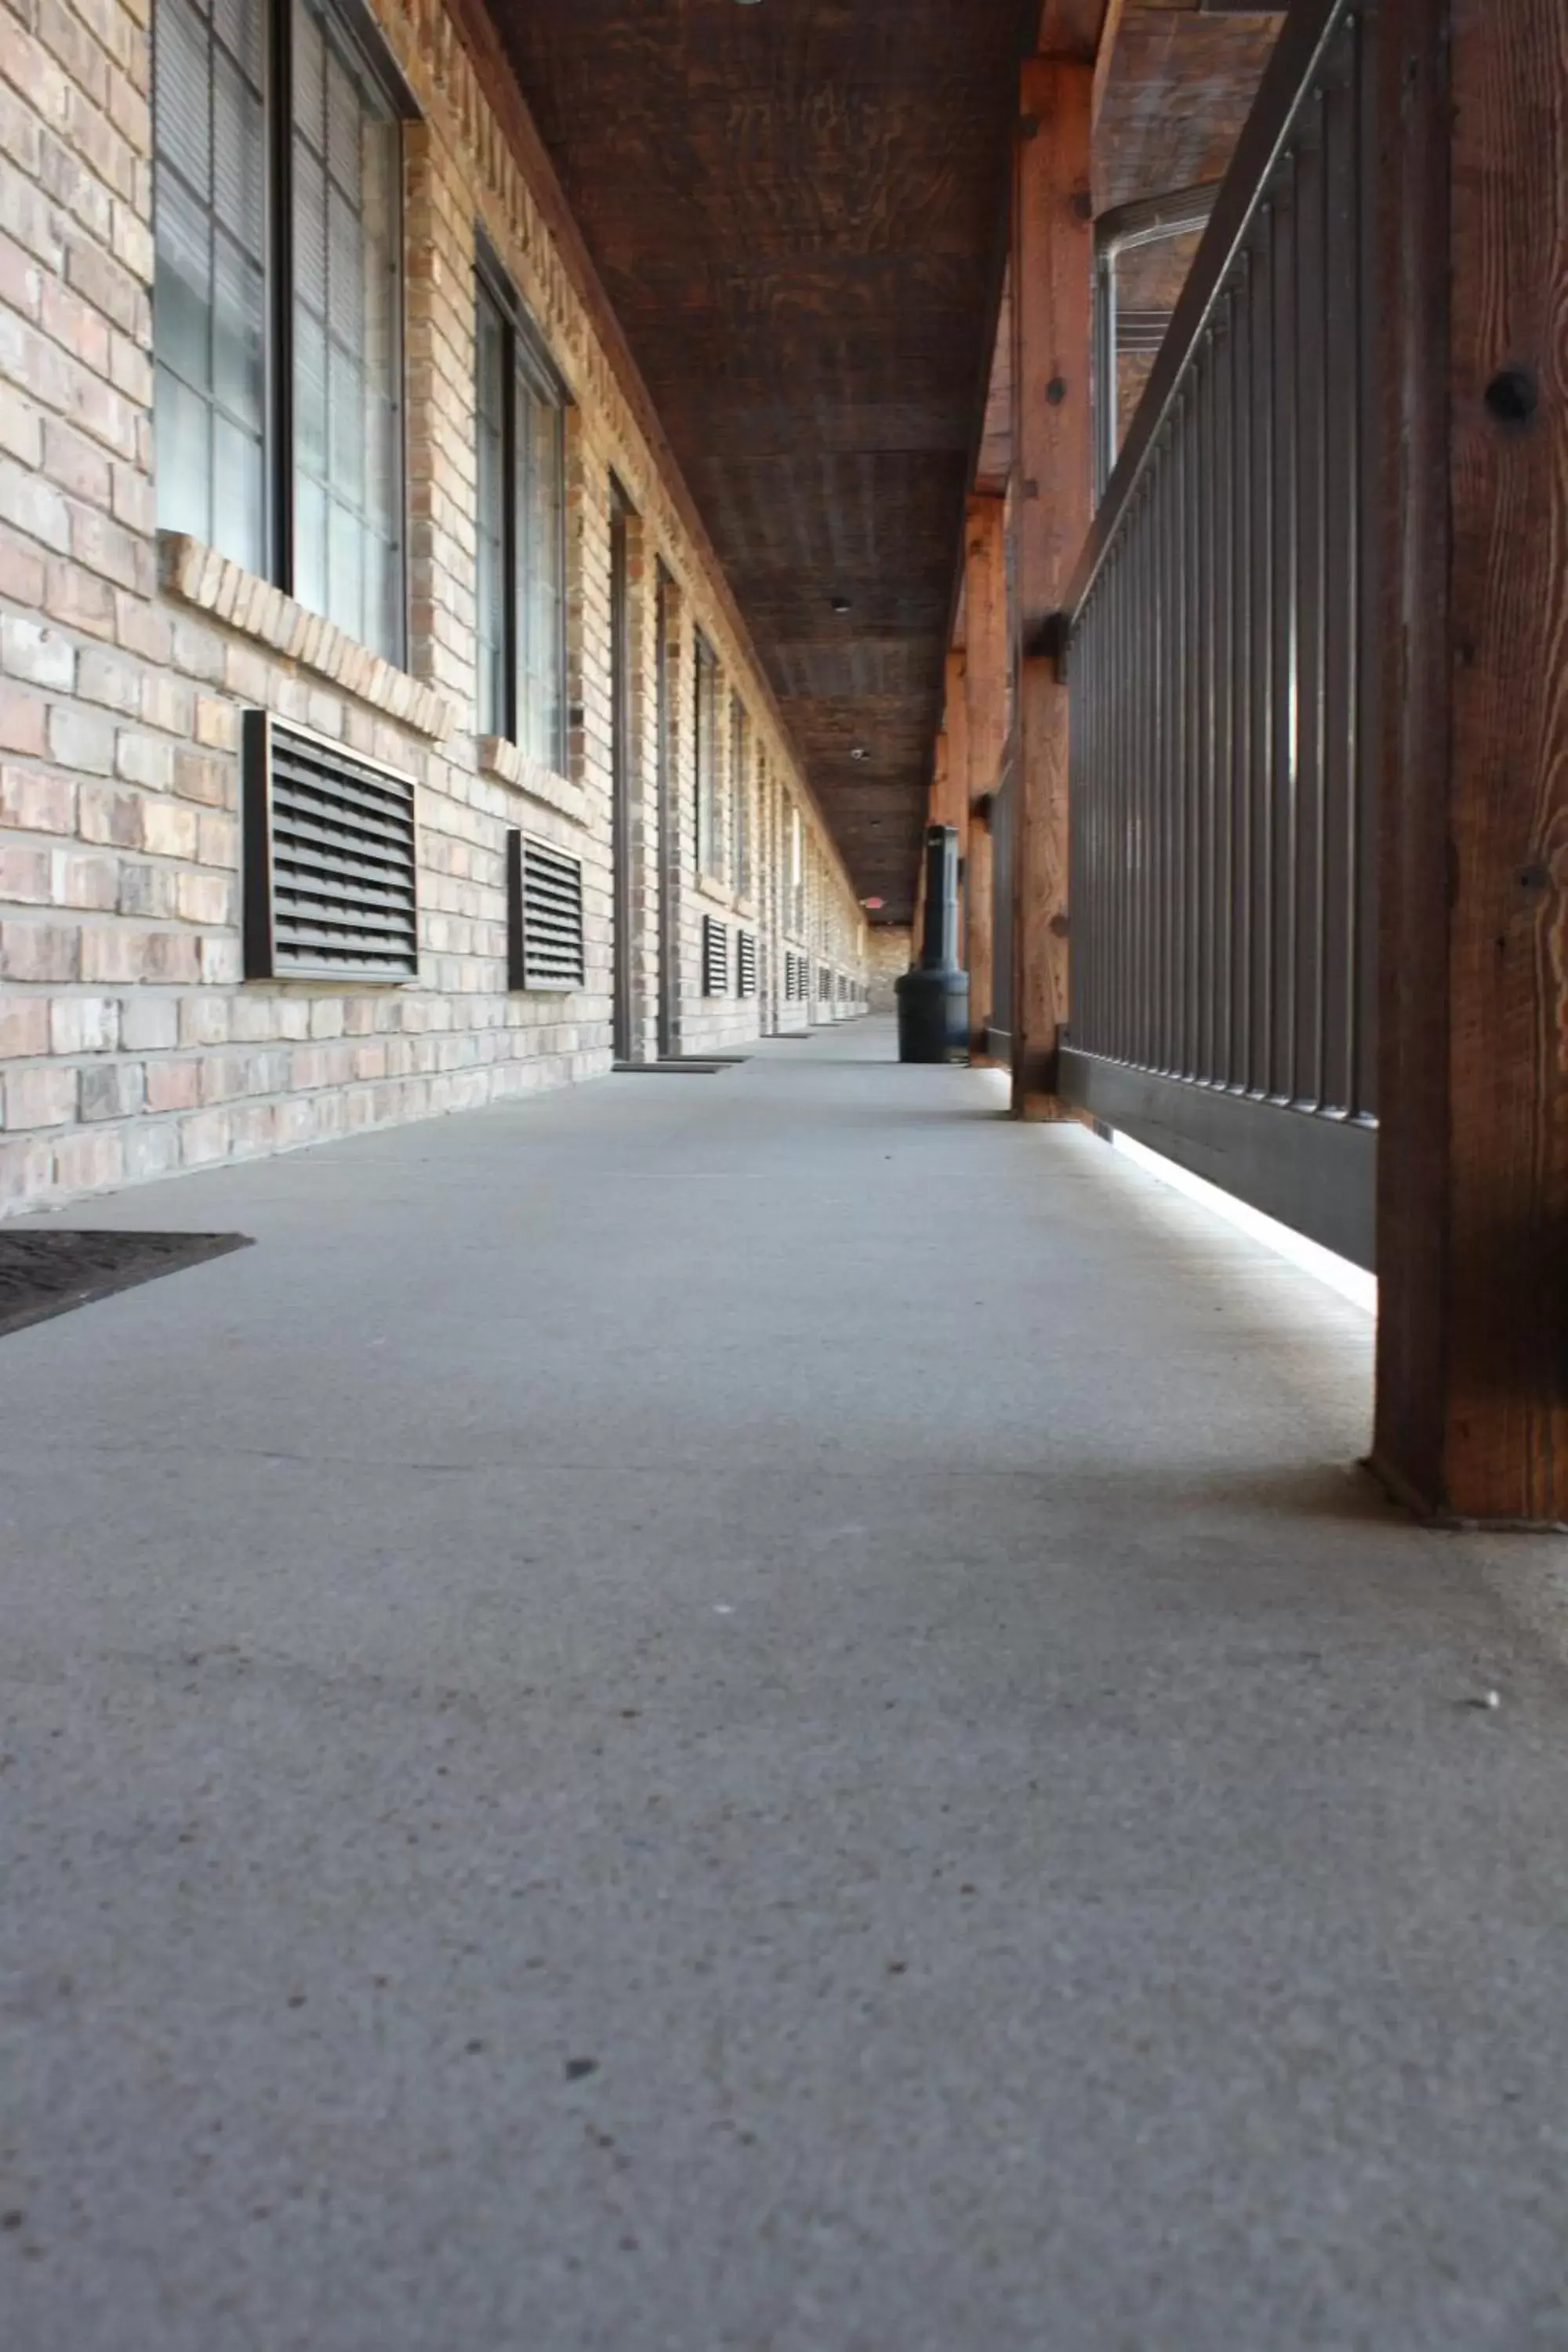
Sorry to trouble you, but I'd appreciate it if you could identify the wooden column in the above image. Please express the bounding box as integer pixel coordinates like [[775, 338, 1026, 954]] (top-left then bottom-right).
[[943, 650, 971, 967], [1372, 0, 1568, 1523], [963, 495, 1007, 1058], [1009, 58, 1093, 1114]]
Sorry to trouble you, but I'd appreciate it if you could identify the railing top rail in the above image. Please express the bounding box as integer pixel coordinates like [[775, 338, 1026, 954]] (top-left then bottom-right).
[[1064, 0, 1358, 630], [1094, 179, 1222, 263]]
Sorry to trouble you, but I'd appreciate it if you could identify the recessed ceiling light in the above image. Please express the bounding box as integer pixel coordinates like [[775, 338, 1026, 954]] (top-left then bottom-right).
[[830, 596, 851, 615]]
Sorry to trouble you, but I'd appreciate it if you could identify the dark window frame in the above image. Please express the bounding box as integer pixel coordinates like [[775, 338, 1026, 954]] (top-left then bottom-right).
[[474, 234, 570, 768], [152, 0, 417, 659]]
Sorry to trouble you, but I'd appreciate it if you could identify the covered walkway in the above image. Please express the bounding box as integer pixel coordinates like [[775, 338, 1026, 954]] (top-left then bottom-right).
[[5, 1029, 1568, 2348]]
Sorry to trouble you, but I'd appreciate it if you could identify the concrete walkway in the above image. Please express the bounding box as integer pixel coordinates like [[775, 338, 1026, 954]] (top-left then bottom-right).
[[5, 1021, 1568, 2351]]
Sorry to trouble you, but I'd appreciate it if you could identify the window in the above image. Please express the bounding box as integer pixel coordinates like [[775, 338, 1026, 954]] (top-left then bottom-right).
[[153, 0, 411, 661], [475, 255, 567, 768], [786, 798, 804, 936], [694, 634, 720, 877], [731, 699, 752, 899], [153, 0, 268, 572]]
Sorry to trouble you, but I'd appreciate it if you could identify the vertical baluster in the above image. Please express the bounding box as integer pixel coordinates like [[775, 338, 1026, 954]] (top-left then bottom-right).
[[1115, 540, 1129, 1063], [1194, 339, 1214, 1087], [1269, 163, 1299, 1102], [1078, 599, 1092, 1056], [1230, 257, 1252, 1094], [1212, 295, 1236, 1094], [1352, 0, 1379, 1123], [1159, 420, 1174, 1076], [1183, 381, 1201, 1081], [1144, 453, 1160, 1074], [1293, 89, 1328, 1110], [1320, 25, 1358, 1117], [1134, 487, 1149, 1069], [1249, 209, 1275, 1095]]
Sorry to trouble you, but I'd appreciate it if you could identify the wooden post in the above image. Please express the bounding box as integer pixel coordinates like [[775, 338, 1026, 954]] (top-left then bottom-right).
[[1010, 57, 1093, 1115], [1371, 0, 1568, 1523], [943, 650, 970, 967], [963, 495, 1007, 1058]]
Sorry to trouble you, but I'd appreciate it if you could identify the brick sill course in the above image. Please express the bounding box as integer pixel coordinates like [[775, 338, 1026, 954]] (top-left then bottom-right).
[[475, 736, 588, 828], [159, 533, 456, 742]]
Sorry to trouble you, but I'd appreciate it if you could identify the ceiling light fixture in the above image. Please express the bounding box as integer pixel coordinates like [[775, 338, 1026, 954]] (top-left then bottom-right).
[[850, 746, 869, 760], [830, 596, 851, 615]]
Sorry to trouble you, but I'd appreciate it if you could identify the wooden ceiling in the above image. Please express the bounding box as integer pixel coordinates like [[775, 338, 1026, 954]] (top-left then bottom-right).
[[486, 1, 1036, 924]]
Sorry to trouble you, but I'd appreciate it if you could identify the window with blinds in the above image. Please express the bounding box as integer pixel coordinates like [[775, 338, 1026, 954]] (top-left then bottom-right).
[[152, 0, 412, 659], [290, 0, 403, 659], [475, 254, 567, 770], [695, 636, 720, 878], [506, 832, 585, 992], [153, 0, 268, 572]]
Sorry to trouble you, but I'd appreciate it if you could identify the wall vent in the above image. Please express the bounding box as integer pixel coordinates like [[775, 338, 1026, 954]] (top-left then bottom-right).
[[702, 914, 729, 996], [507, 830, 585, 991], [737, 929, 757, 997], [243, 712, 418, 981]]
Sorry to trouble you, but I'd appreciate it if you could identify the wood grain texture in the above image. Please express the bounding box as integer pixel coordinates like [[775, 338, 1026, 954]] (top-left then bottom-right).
[[964, 496, 1007, 1048], [488, 0, 1036, 924], [1011, 58, 1093, 1109], [1092, 8, 1280, 212], [1372, 0, 1568, 1522]]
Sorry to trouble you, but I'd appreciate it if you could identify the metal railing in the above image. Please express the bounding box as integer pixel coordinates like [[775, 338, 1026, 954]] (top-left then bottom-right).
[[1093, 180, 1220, 495], [1060, 0, 1379, 1268]]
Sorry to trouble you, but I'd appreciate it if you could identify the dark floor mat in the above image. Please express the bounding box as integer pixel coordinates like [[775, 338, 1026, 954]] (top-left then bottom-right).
[[0, 1231, 252, 1340]]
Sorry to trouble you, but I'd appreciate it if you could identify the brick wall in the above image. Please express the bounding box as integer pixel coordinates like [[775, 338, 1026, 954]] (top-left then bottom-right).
[[0, 0, 866, 1211], [866, 926, 912, 1015]]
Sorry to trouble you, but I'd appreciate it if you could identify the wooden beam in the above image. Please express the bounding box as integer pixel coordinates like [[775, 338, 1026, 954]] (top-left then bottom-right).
[[1090, 0, 1129, 126], [1010, 58, 1094, 1113], [1371, 0, 1568, 1523], [1037, 0, 1114, 63], [963, 496, 1007, 1056]]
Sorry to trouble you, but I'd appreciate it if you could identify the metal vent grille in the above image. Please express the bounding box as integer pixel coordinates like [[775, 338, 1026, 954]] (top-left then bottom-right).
[[737, 929, 757, 997], [818, 964, 831, 1001], [243, 712, 418, 980], [702, 915, 728, 996], [507, 830, 585, 991]]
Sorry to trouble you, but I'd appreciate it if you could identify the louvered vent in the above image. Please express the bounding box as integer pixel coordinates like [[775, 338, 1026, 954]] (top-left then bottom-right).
[[702, 915, 728, 996], [243, 712, 418, 980], [506, 830, 585, 990], [737, 929, 757, 997], [818, 964, 831, 1001]]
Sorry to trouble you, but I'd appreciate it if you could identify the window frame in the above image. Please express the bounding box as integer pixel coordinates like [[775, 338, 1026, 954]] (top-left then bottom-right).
[[694, 632, 720, 880], [729, 694, 752, 901], [151, 0, 417, 659], [473, 234, 570, 770]]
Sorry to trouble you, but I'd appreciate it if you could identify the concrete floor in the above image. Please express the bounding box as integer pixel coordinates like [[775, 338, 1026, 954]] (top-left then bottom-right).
[[5, 1020, 1568, 2351]]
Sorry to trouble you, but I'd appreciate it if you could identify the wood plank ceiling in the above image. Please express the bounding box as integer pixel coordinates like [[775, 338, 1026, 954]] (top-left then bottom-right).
[[486, 0, 1034, 924]]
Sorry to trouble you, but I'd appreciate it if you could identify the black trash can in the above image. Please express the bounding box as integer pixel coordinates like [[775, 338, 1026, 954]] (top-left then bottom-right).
[[896, 823, 970, 1064]]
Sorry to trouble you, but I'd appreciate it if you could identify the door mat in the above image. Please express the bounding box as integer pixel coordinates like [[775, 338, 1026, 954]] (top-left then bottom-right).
[[0, 1231, 252, 1340]]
